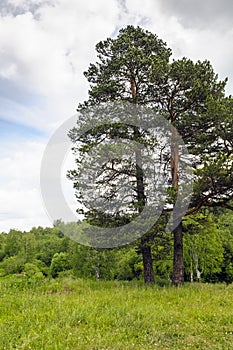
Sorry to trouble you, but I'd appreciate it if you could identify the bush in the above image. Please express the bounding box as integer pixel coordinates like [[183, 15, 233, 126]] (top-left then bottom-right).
[[23, 263, 43, 279], [1, 256, 24, 275], [50, 252, 71, 278], [33, 259, 50, 276]]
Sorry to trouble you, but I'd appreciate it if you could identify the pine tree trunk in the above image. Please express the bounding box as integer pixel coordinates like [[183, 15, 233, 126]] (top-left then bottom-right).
[[172, 222, 184, 286], [170, 126, 184, 286], [141, 237, 155, 284], [134, 134, 155, 284], [130, 77, 155, 284]]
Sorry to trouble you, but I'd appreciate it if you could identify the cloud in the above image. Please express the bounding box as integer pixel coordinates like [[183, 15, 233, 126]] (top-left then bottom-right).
[[0, 0, 119, 131], [0, 138, 51, 232], [157, 0, 233, 30], [0, 0, 119, 96], [0, 188, 51, 232], [0, 0, 56, 17], [124, 0, 233, 95], [0, 136, 80, 232]]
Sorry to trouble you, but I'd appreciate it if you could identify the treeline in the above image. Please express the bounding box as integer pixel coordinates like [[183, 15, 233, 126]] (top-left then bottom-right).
[[0, 210, 232, 284]]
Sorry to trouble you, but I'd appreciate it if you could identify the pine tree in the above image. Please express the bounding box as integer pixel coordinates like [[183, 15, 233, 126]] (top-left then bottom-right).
[[68, 25, 233, 285]]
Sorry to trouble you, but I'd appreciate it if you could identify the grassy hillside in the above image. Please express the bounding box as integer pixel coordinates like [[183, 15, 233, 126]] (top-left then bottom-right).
[[0, 276, 233, 349]]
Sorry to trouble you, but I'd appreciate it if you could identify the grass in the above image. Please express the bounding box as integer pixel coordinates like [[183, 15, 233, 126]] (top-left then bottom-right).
[[0, 276, 233, 349]]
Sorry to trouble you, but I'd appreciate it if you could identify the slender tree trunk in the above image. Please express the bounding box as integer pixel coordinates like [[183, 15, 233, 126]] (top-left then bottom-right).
[[131, 77, 155, 284], [172, 222, 184, 286], [135, 132, 155, 284], [141, 235, 155, 284], [195, 258, 202, 283], [171, 127, 184, 286], [95, 267, 100, 281], [190, 259, 194, 282], [197, 269, 201, 283]]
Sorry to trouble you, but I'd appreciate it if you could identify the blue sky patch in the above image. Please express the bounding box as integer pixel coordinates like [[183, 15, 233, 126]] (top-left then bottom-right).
[[0, 118, 45, 140]]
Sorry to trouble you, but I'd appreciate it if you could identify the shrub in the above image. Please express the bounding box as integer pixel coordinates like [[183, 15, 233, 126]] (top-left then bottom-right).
[[1, 255, 24, 275], [50, 252, 71, 278]]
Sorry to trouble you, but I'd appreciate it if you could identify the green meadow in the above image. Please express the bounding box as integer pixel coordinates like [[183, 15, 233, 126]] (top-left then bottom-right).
[[0, 276, 233, 349]]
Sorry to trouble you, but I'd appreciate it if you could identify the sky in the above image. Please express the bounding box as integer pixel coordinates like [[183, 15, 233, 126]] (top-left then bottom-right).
[[0, 0, 233, 232]]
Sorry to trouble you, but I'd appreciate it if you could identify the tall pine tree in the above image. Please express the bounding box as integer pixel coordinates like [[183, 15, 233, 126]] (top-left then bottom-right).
[[68, 26, 232, 285]]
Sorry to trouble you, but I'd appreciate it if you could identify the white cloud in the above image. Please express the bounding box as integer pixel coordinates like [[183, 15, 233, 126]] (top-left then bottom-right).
[[0, 62, 17, 79], [0, 139, 51, 232], [0, 0, 119, 95], [124, 0, 233, 95], [0, 0, 119, 131], [8, 0, 50, 7], [155, 0, 233, 30], [0, 188, 51, 232], [0, 136, 81, 232]]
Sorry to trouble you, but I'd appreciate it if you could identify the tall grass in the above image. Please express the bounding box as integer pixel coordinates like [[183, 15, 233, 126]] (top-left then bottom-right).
[[0, 276, 233, 349]]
